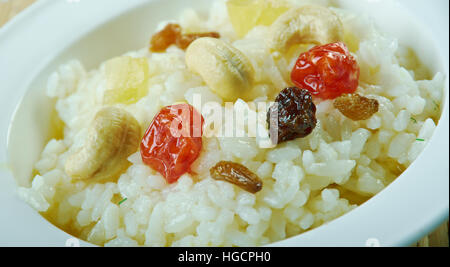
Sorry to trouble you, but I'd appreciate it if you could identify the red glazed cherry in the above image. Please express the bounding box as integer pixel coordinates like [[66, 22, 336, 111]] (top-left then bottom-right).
[[140, 104, 204, 183], [291, 42, 360, 100]]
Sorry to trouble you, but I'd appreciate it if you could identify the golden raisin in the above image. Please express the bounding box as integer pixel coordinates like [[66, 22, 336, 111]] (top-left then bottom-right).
[[150, 23, 220, 52], [334, 94, 379, 121], [150, 23, 182, 52], [210, 161, 263, 194], [176, 32, 221, 50]]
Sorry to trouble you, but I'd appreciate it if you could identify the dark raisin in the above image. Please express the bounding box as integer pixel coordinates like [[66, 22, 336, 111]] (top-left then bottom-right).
[[210, 161, 263, 194], [334, 94, 379, 121], [267, 87, 317, 144]]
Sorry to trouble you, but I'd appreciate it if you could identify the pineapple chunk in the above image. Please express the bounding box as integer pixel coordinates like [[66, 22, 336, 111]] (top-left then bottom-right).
[[104, 56, 149, 105], [227, 0, 289, 37]]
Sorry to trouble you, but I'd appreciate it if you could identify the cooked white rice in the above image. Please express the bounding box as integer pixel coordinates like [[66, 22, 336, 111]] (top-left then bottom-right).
[[18, 0, 445, 247]]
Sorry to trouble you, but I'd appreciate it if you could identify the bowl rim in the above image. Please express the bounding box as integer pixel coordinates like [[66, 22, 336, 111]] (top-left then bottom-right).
[[0, 0, 448, 247]]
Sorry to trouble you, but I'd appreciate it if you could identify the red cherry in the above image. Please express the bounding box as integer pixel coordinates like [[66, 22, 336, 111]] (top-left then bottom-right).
[[140, 104, 204, 183], [291, 42, 360, 100]]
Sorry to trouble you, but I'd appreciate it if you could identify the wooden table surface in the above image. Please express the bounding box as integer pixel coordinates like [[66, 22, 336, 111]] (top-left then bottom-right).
[[1, 0, 448, 247]]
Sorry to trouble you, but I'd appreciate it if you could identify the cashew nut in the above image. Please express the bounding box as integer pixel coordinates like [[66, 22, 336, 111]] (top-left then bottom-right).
[[270, 5, 343, 52], [65, 107, 141, 182], [185, 37, 255, 101]]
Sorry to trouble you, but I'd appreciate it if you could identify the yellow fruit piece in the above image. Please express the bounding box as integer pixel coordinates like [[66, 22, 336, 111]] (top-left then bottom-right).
[[104, 56, 149, 105], [256, 1, 290, 26], [227, 0, 289, 37]]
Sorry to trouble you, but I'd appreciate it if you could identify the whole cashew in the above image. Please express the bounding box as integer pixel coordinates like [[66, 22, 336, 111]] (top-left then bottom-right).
[[65, 107, 141, 182], [270, 5, 344, 52], [185, 37, 255, 102]]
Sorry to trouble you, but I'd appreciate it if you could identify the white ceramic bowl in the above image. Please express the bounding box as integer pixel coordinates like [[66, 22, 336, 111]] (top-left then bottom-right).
[[0, 0, 448, 247]]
